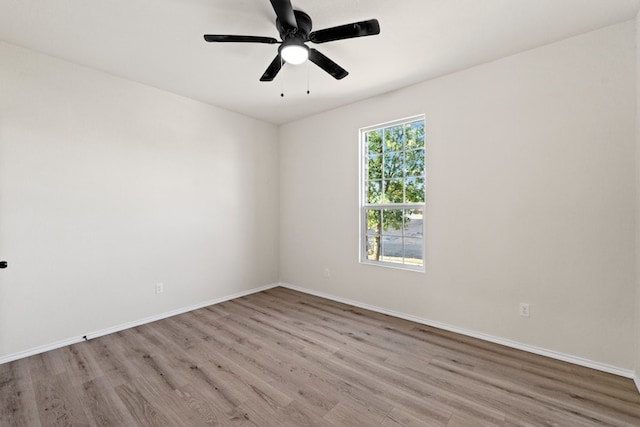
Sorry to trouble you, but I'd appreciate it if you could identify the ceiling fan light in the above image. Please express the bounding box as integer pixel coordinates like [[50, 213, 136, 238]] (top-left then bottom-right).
[[280, 41, 309, 65]]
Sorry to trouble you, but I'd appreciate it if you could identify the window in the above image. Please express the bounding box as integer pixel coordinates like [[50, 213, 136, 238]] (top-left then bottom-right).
[[360, 115, 425, 270]]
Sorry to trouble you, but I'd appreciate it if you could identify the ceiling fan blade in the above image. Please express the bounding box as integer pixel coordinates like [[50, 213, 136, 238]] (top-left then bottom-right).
[[309, 19, 380, 44], [309, 49, 348, 80], [260, 55, 283, 81], [204, 35, 279, 44], [269, 0, 297, 30]]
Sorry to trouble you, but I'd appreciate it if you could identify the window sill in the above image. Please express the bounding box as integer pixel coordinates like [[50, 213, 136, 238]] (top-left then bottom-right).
[[359, 259, 425, 273]]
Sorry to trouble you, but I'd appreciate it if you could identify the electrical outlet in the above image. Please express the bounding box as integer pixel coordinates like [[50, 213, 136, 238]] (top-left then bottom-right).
[[519, 303, 530, 317], [155, 282, 164, 294], [324, 268, 331, 278]]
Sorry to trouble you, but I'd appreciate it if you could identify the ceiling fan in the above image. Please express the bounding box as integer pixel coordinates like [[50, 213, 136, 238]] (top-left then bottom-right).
[[203, 0, 380, 82]]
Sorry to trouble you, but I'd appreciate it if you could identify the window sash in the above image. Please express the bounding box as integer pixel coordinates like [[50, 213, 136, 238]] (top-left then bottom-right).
[[362, 203, 424, 209], [359, 115, 425, 271]]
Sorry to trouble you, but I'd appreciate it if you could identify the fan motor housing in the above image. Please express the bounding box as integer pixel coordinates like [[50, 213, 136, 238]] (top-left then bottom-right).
[[277, 10, 312, 41]]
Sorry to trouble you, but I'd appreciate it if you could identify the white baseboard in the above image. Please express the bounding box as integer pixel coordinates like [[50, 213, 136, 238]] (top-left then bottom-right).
[[4, 280, 634, 384], [0, 283, 279, 366], [279, 282, 634, 379]]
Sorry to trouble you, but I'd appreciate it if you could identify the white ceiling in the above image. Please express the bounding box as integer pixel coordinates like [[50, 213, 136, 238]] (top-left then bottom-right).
[[1, 0, 639, 124]]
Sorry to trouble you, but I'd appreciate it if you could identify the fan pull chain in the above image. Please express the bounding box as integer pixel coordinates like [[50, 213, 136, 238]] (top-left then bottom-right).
[[278, 55, 284, 98], [280, 55, 285, 97], [306, 60, 310, 95], [278, 57, 312, 97]]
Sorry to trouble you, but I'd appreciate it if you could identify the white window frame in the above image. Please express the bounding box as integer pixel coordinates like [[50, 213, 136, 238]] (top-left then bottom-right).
[[359, 114, 426, 272]]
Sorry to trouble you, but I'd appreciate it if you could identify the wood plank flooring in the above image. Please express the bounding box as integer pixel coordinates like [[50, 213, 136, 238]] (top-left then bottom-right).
[[1, 286, 640, 426]]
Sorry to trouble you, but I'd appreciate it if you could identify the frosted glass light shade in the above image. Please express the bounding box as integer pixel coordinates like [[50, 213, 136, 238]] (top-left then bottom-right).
[[280, 41, 309, 65]]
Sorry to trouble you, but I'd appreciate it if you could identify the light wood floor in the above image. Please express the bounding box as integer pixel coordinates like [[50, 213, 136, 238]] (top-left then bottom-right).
[[1, 287, 640, 426]]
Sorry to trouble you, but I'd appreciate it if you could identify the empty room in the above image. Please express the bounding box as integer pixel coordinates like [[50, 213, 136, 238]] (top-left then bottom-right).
[[2, 0, 640, 425]]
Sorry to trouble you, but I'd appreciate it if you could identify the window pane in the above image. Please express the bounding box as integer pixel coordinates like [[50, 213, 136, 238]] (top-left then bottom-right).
[[384, 179, 404, 203], [383, 152, 403, 179], [405, 177, 425, 203], [405, 121, 425, 150], [404, 209, 423, 238], [366, 235, 381, 261], [368, 154, 382, 180], [381, 236, 403, 264], [366, 209, 381, 235], [405, 149, 424, 177], [367, 130, 383, 154], [404, 238, 423, 266], [384, 125, 403, 152], [382, 209, 404, 236], [367, 180, 382, 204]]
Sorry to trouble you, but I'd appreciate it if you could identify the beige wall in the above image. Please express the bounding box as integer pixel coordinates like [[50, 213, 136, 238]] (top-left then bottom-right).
[[1, 19, 637, 375], [280, 21, 636, 369], [0, 42, 280, 359]]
